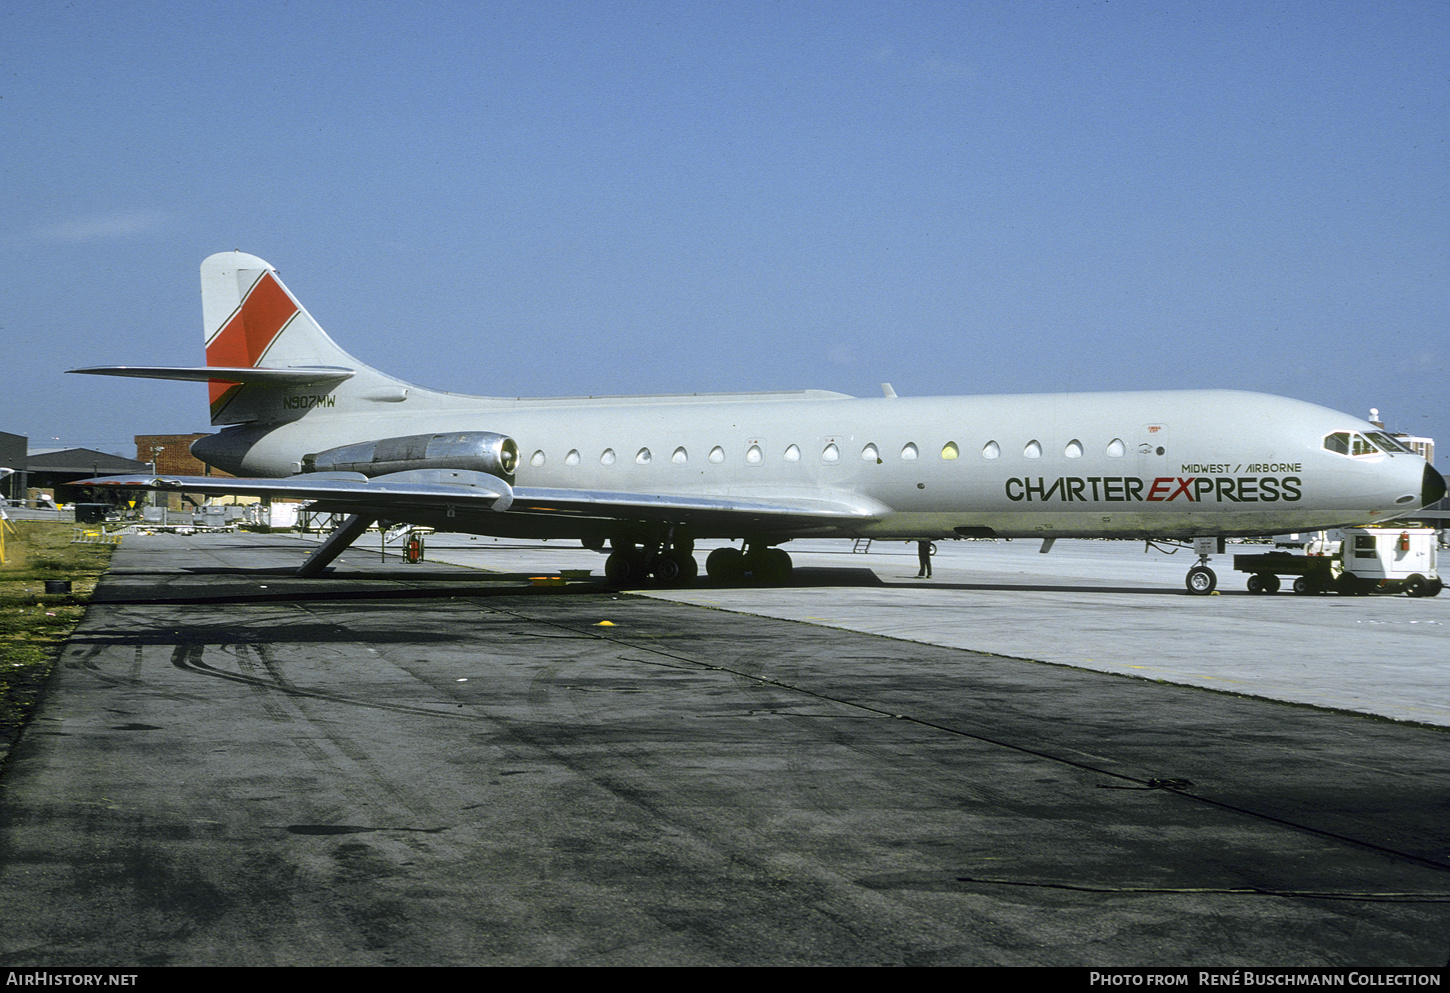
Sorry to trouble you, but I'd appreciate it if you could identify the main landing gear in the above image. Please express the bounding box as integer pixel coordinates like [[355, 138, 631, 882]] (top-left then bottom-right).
[[703, 542, 793, 584], [599, 534, 794, 588], [604, 533, 698, 587]]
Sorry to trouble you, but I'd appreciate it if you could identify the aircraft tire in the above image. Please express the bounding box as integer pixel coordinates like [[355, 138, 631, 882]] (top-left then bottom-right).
[[1185, 565, 1217, 595], [652, 550, 698, 586], [752, 548, 793, 585], [605, 550, 647, 587], [650, 553, 681, 584], [705, 547, 745, 582], [671, 550, 699, 585]]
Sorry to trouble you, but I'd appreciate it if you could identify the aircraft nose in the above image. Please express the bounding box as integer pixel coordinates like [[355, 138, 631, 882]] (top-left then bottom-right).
[[1425, 463, 1447, 507]]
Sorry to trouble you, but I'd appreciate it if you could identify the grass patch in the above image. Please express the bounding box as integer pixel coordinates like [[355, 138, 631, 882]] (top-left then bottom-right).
[[0, 520, 116, 755]]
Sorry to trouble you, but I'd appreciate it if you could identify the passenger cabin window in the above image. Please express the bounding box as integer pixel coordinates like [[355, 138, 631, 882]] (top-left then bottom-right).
[[941, 442, 959, 460], [823, 443, 840, 463], [636, 448, 652, 465], [1024, 440, 1042, 459], [672, 447, 688, 464], [709, 446, 725, 464], [901, 443, 918, 461], [530, 450, 545, 467], [566, 449, 581, 466], [862, 443, 879, 462], [784, 444, 801, 462], [982, 441, 1000, 460], [601, 448, 616, 466], [1064, 439, 1083, 458], [746, 444, 763, 464], [1106, 439, 1125, 457]]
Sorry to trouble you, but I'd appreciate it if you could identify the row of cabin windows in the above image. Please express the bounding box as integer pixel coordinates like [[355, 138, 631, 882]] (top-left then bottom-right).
[[527, 437, 1131, 469]]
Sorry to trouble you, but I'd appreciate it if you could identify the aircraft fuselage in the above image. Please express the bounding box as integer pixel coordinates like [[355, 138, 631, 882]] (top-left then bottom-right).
[[193, 387, 1433, 542]]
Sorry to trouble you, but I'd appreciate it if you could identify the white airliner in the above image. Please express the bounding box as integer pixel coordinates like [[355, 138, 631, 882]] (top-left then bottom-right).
[[73, 251, 1445, 593]]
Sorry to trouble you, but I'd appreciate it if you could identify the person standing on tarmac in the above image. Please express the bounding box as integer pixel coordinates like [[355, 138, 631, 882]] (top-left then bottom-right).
[[916, 540, 933, 578]]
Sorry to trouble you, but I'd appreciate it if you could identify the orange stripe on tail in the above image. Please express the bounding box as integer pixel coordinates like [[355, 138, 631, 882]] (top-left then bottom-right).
[[205, 272, 298, 404]]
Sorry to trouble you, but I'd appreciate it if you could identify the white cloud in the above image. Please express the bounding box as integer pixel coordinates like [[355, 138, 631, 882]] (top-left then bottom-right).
[[33, 211, 172, 243]]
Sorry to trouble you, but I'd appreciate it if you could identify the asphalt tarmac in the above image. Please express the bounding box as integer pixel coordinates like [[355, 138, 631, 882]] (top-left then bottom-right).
[[0, 531, 1446, 967]]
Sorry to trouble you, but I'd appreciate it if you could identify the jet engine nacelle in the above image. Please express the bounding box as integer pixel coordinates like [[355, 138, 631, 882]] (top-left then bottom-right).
[[303, 431, 519, 481]]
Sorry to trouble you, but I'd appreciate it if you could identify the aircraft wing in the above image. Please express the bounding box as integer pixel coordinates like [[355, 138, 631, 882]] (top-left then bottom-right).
[[506, 486, 890, 532], [78, 472, 513, 513], [76, 474, 890, 531]]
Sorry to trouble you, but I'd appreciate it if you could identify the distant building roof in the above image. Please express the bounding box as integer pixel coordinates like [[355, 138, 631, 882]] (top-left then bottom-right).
[[26, 448, 148, 474]]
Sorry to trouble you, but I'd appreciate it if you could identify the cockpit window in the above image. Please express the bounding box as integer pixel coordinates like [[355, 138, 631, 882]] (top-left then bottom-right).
[[1323, 432, 1383, 458], [1366, 431, 1413, 455]]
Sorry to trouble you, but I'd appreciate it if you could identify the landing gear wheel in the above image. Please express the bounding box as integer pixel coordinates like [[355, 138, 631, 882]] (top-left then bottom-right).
[[604, 550, 647, 587], [650, 553, 680, 584], [671, 550, 699, 585], [1185, 565, 1217, 595], [705, 547, 745, 582], [750, 548, 794, 584], [652, 549, 698, 586]]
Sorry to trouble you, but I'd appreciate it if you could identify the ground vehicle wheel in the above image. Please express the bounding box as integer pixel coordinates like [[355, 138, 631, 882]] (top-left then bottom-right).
[[1404, 575, 1429, 598], [1335, 573, 1371, 596], [1185, 565, 1216, 595], [1426, 578, 1445, 597], [1247, 574, 1278, 594], [1291, 576, 1319, 595]]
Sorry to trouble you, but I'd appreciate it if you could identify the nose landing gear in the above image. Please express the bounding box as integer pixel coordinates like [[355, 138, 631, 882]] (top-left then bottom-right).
[[1186, 564, 1217, 594], [1184, 537, 1224, 595]]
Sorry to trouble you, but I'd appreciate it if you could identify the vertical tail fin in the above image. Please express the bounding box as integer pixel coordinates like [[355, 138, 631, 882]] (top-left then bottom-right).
[[200, 252, 376, 425], [71, 252, 435, 429]]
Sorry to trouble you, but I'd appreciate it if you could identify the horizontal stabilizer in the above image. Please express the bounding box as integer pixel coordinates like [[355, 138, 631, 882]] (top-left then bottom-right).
[[69, 365, 355, 385]]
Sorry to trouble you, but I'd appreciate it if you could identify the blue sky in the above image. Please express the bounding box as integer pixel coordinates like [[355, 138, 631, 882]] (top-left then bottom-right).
[[2, 0, 1445, 459]]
